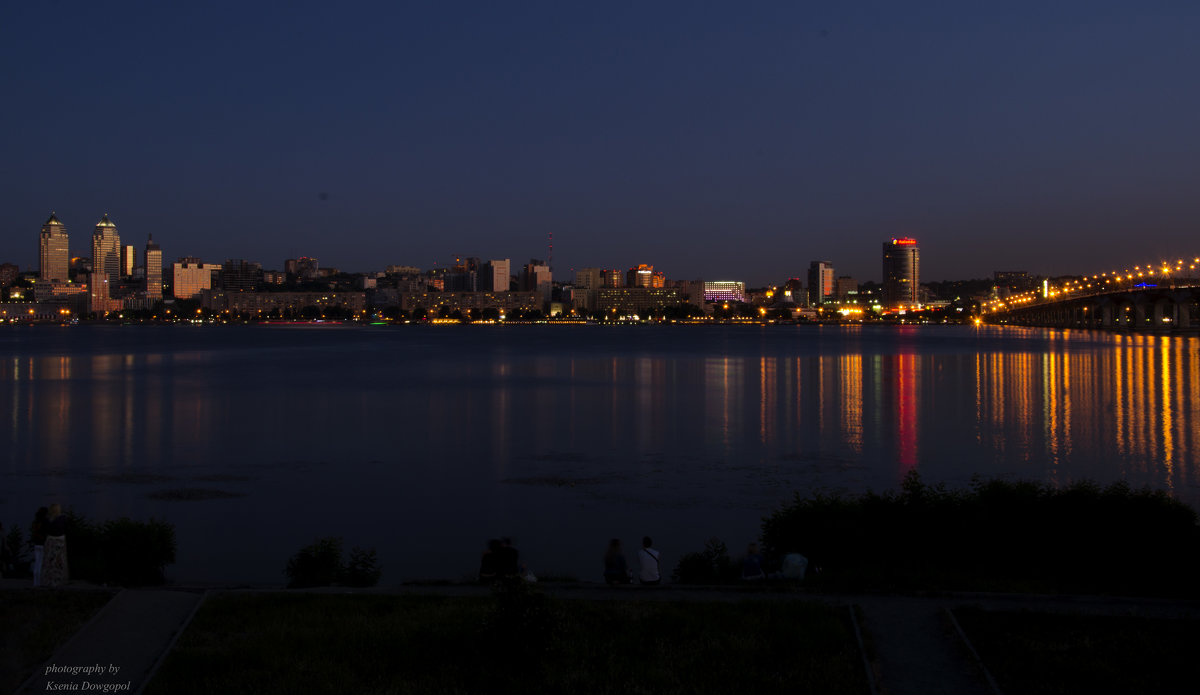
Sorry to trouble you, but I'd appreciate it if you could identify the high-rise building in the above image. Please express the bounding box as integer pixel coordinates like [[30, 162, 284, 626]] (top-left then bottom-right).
[[882, 237, 920, 308], [704, 281, 745, 303], [482, 259, 511, 292], [835, 276, 858, 303], [121, 245, 136, 278], [39, 213, 70, 282], [144, 235, 162, 299], [521, 259, 552, 302], [91, 214, 122, 287], [808, 261, 835, 306], [173, 259, 222, 299], [573, 268, 603, 290], [600, 269, 623, 288], [221, 259, 264, 292]]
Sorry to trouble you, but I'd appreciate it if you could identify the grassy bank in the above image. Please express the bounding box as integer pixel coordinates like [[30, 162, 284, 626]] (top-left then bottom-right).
[[147, 588, 868, 694], [953, 607, 1200, 694], [0, 589, 115, 693]]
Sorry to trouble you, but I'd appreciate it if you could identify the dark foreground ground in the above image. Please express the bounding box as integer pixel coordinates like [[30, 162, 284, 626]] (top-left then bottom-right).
[[6, 579, 1200, 695]]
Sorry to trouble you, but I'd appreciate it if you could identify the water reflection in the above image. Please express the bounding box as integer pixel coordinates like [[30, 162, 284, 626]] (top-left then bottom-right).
[[4, 327, 1200, 512]]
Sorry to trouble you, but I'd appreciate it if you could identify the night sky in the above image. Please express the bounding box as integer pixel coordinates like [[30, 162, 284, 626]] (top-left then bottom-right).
[[4, 1, 1199, 285]]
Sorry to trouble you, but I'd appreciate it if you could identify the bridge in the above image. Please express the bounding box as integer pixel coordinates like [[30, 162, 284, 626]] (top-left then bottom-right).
[[983, 259, 1200, 331]]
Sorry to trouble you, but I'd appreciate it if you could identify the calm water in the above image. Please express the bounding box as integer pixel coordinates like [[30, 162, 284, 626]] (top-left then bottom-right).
[[2, 324, 1198, 583]]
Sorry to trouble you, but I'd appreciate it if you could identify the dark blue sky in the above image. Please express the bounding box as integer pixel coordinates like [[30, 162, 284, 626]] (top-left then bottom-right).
[[4, 1, 1199, 285]]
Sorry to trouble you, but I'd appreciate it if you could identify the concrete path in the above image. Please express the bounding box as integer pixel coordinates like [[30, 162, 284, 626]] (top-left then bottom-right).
[[17, 588, 203, 695], [855, 596, 992, 695]]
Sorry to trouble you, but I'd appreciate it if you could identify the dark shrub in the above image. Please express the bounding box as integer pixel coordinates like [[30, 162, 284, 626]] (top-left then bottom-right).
[[100, 518, 177, 585], [340, 546, 382, 587], [671, 538, 739, 584], [760, 472, 1200, 596], [58, 512, 175, 586], [285, 537, 382, 588], [286, 537, 344, 588]]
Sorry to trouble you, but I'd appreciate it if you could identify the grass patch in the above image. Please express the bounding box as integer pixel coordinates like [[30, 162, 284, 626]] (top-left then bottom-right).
[[147, 590, 868, 694], [0, 589, 115, 693], [953, 606, 1200, 694]]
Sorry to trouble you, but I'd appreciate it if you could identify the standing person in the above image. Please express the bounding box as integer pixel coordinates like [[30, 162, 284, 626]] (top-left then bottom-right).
[[639, 536, 661, 585], [31, 507, 48, 587], [603, 539, 630, 585], [42, 504, 68, 588]]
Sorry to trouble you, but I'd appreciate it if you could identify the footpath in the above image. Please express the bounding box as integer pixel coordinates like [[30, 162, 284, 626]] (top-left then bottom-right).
[[9, 577, 1200, 695]]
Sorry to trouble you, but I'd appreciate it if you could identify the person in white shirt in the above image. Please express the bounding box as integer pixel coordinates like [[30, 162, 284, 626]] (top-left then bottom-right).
[[639, 536, 661, 585]]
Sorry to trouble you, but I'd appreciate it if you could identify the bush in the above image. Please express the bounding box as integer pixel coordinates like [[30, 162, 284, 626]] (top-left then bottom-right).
[[285, 537, 382, 588], [57, 512, 176, 586], [100, 518, 177, 585], [341, 546, 383, 588], [671, 538, 740, 584], [759, 472, 1200, 596]]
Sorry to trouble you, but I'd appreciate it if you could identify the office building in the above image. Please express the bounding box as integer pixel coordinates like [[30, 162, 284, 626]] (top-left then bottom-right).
[[221, 259, 263, 292], [39, 213, 70, 282], [704, 281, 745, 303], [91, 214, 122, 286], [482, 259, 511, 292], [121, 245, 136, 278], [835, 276, 858, 303], [573, 268, 604, 290], [808, 261, 835, 306], [144, 236, 162, 299], [172, 259, 222, 299], [521, 259, 552, 302], [882, 237, 920, 308]]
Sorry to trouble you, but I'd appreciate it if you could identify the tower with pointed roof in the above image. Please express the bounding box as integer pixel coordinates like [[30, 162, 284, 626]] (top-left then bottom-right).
[[39, 213, 70, 282], [91, 214, 122, 287]]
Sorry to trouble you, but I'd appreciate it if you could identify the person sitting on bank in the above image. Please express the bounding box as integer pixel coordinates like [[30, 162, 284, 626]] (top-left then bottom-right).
[[479, 539, 501, 583], [604, 539, 630, 584], [496, 537, 521, 578], [742, 542, 767, 581], [639, 536, 661, 585]]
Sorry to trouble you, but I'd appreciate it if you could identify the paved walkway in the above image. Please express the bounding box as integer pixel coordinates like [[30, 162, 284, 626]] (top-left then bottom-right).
[[15, 587, 203, 695], [10, 580, 1200, 695]]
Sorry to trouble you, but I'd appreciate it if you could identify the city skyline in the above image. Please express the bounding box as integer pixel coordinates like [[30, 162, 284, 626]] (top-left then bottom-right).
[[4, 3, 1200, 284]]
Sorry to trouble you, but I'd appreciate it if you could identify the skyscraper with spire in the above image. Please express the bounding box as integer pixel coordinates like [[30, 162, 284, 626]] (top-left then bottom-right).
[[91, 214, 122, 287], [39, 213, 70, 282]]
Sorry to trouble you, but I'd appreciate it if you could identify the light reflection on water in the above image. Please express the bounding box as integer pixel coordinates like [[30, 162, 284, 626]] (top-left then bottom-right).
[[1, 325, 1198, 583]]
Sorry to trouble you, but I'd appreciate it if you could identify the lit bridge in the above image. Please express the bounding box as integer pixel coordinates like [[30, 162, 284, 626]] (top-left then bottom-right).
[[983, 258, 1200, 331]]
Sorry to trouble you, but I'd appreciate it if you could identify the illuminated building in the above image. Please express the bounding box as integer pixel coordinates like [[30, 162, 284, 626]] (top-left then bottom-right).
[[626, 264, 664, 288], [482, 259, 511, 292], [703, 281, 745, 303], [808, 261, 835, 305], [600, 269, 623, 287], [835, 276, 858, 303], [172, 259, 222, 299], [91, 214, 122, 286], [144, 236, 162, 299], [121, 245, 136, 278], [521, 259, 552, 302], [882, 237, 920, 308], [39, 213, 70, 282]]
